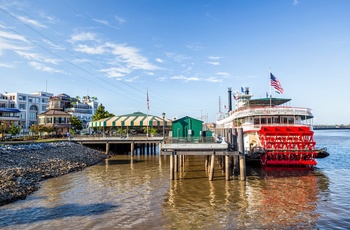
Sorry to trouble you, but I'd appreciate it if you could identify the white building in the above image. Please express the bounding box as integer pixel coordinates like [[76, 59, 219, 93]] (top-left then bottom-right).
[[3, 91, 53, 132], [64, 96, 98, 128]]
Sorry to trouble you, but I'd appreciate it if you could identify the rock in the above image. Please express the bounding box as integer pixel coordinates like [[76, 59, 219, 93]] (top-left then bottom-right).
[[0, 141, 107, 206]]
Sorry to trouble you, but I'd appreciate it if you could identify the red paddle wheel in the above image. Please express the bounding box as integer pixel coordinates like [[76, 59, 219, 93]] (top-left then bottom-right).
[[259, 126, 317, 168]]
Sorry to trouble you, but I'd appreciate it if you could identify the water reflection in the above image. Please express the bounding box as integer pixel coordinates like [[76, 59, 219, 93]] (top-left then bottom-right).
[[163, 156, 330, 229], [0, 153, 332, 229]]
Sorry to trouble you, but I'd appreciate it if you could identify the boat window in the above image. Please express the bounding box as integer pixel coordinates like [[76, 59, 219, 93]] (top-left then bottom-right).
[[261, 118, 267, 124], [253, 118, 259, 124], [288, 117, 294, 124]]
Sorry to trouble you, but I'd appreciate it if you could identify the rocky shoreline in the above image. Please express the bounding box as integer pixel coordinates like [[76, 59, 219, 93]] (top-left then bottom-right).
[[0, 141, 107, 206]]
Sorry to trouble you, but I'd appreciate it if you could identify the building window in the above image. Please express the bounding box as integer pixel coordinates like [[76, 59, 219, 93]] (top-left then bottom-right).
[[19, 104, 26, 110], [10, 95, 15, 100], [29, 105, 38, 120], [18, 95, 26, 101]]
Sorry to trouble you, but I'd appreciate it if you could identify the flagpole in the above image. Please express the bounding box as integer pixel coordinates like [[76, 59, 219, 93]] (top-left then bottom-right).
[[146, 87, 149, 138], [269, 68, 272, 107]]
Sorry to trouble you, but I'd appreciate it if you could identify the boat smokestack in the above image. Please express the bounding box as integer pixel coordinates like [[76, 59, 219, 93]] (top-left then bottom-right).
[[228, 87, 232, 111]]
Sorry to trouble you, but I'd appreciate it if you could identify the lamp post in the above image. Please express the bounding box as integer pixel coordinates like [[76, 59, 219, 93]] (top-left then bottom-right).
[[162, 112, 165, 141]]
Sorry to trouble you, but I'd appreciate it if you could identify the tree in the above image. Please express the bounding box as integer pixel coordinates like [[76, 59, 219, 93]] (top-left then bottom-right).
[[75, 96, 81, 103], [70, 116, 83, 133], [9, 124, 21, 136], [92, 104, 114, 121], [116, 127, 126, 137]]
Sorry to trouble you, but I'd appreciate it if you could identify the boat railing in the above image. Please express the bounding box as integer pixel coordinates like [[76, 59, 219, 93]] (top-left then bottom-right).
[[240, 123, 313, 131], [232, 106, 313, 119]]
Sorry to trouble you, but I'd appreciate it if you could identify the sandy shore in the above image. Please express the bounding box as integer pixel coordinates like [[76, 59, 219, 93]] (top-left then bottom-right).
[[0, 141, 107, 206]]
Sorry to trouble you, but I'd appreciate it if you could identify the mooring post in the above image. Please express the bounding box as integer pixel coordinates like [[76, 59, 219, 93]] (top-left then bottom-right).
[[106, 142, 110, 155], [179, 155, 182, 169], [205, 155, 209, 170], [209, 152, 215, 181], [238, 128, 246, 181], [170, 152, 174, 180], [233, 128, 239, 174], [175, 153, 178, 173], [130, 142, 134, 156], [225, 155, 230, 181]]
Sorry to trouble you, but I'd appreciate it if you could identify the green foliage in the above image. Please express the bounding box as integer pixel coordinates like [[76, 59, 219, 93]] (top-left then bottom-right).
[[143, 127, 157, 135], [0, 122, 10, 134], [9, 124, 21, 136], [116, 127, 126, 136], [92, 104, 114, 121], [30, 124, 54, 135], [70, 116, 83, 132]]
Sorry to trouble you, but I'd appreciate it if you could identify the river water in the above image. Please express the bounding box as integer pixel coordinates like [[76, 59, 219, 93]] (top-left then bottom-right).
[[0, 129, 349, 229]]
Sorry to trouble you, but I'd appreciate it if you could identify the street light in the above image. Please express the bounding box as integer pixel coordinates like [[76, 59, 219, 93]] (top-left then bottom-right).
[[162, 112, 165, 141]]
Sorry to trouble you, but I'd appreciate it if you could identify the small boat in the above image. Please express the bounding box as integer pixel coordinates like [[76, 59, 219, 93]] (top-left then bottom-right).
[[216, 87, 329, 168]]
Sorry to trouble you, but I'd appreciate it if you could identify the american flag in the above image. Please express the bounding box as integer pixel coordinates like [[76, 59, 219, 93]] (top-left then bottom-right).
[[270, 73, 284, 94]]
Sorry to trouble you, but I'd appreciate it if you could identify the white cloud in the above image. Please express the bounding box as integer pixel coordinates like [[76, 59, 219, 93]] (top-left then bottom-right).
[[155, 58, 164, 63], [16, 51, 60, 64], [205, 77, 223, 83], [0, 63, 15, 68], [157, 76, 167, 81], [125, 76, 139, 82], [186, 43, 203, 51], [74, 44, 105, 55], [0, 40, 29, 55], [293, 0, 299, 6], [17, 16, 46, 28], [208, 56, 221, 60], [115, 15, 126, 25], [216, 72, 230, 77], [0, 30, 27, 42], [29, 62, 61, 73], [165, 52, 191, 62], [70, 32, 97, 42], [206, 61, 220, 66], [107, 42, 158, 71], [93, 18, 119, 29], [171, 75, 200, 82], [42, 39, 65, 50], [101, 67, 131, 78]]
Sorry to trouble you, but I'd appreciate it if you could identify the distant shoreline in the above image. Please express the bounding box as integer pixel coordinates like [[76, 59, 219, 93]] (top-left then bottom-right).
[[313, 127, 350, 130]]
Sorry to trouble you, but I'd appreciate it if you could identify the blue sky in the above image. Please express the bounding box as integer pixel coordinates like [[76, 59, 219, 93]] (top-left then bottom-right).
[[1, 0, 349, 124]]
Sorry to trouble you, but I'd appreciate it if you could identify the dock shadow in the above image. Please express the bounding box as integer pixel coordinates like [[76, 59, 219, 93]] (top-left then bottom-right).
[[0, 202, 120, 227]]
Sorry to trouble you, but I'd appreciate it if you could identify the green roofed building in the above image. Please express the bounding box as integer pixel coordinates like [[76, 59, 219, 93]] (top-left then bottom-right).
[[88, 112, 172, 134], [172, 116, 203, 138]]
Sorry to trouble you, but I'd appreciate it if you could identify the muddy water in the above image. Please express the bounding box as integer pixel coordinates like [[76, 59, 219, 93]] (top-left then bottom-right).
[[0, 130, 349, 229]]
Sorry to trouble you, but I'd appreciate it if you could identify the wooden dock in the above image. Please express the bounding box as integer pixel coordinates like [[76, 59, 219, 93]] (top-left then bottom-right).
[[71, 128, 246, 181], [161, 128, 246, 181]]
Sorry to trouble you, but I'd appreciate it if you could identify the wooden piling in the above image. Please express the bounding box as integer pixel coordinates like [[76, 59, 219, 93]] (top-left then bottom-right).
[[106, 142, 110, 155], [209, 153, 215, 181], [225, 155, 230, 181], [130, 142, 134, 156], [238, 128, 246, 181], [170, 152, 174, 180], [233, 128, 239, 174], [175, 154, 178, 173]]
